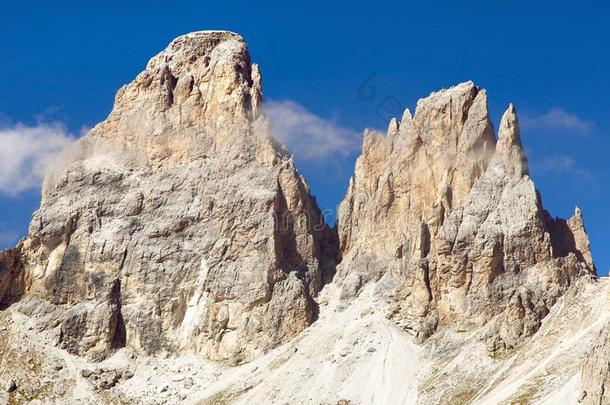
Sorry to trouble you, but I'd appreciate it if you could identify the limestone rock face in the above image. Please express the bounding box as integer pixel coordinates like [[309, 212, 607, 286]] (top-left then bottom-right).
[[581, 323, 610, 404], [0, 31, 605, 404], [0, 248, 23, 305], [339, 82, 495, 258], [337, 82, 595, 350], [3, 31, 334, 364], [92, 31, 264, 169]]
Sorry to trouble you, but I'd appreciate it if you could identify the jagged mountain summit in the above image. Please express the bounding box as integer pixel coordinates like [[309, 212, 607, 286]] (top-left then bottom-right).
[[1, 30, 336, 365], [0, 31, 608, 405], [337, 82, 595, 353]]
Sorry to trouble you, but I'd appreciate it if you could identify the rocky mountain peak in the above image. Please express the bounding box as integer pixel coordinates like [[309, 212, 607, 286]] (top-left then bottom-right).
[[0, 32, 606, 405], [1, 31, 335, 365], [337, 81, 594, 350], [493, 103, 529, 177], [338, 81, 496, 258], [142, 30, 262, 119], [91, 30, 266, 169]]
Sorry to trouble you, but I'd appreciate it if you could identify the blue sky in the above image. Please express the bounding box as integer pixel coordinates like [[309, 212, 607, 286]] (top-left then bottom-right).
[[0, 1, 608, 274]]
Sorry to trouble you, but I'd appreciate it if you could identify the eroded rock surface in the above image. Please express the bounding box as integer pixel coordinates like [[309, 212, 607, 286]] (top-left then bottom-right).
[[581, 316, 610, 404], [337, 82, 595, 351], [0, 31, 606, 405], [0, 248, 23, 305], [2, 31, 335, 364]]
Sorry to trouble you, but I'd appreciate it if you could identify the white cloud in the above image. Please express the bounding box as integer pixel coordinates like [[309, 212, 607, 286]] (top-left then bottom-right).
[[0, 122, 75, 196], [534, 155, 594, 182], [521, 108, 593, 133], [265, 100, 361, 160]]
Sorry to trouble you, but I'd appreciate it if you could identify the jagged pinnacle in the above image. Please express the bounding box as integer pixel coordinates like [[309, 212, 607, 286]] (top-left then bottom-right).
[[494, 103, 529, 177]]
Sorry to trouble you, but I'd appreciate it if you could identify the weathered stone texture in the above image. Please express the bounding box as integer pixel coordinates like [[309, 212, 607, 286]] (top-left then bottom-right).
[[6, 31, 335, 364], [337, 82, 595, 350]]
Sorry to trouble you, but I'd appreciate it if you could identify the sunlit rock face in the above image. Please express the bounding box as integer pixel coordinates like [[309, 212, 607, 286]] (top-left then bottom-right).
[[2, 31, 335, 364], [581, 322, 610, 405], [337, 82, 595, 351], [0, 30, 607, 405]]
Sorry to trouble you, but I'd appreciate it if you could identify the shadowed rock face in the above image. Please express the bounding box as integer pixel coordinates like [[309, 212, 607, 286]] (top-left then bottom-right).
[[337, 82, 595, 351], [0, 31, 336, 364], [0, 248, 23, 306]]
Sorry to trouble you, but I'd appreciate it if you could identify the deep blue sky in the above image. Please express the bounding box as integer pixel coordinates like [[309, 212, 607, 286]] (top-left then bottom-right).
[[0, 1, 608, 274]]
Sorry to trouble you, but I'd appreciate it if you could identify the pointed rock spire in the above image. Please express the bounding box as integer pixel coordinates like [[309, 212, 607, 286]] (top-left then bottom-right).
[[387, 117, 399, 136], [387, 117, 399, 145], [493, 103, 529, 177], [398, 107, 414, 140], [401, 108, 413, 123], [567, 206, 596, 271]]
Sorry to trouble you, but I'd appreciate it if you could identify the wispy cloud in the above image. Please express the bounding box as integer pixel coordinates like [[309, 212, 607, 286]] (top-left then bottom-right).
[[0, 122, 75, 196], [534, 154, 594, 183], [521, 108, 593, 133], [0, 230, 19, 248], [265, 100, 361, 160]]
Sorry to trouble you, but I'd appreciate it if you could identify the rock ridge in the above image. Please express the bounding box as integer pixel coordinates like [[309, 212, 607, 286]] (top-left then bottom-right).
[[0, 31, 605, 405], [336, 81, 595, 351]]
